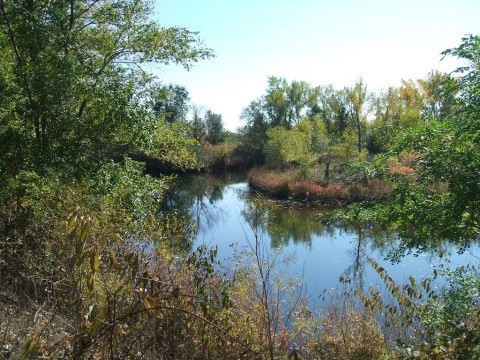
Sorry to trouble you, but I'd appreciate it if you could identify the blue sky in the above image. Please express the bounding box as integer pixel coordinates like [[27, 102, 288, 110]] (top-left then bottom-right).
[[154, 0, 480, 130]]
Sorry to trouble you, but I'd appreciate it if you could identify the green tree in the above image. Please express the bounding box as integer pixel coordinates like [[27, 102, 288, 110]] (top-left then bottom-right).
[[240, 99, 269, 150], [205, 109, 225, 145], [352, 35, 480, 248], [368, 86, 404, 152], [306, 84, 337, 134], [152, 84, 190, 123], [189, 104, 207, 145], [310, 116, 330, 155], [329, 89, 350, 137], [418, 70, 458, 121], [286, 80, 311, 125], [398, 79, 425, 127], [264, 76, 289, 127], [265, 120, 315, 172], [346, 79, 369, 153], [0, 0, 213, 175]]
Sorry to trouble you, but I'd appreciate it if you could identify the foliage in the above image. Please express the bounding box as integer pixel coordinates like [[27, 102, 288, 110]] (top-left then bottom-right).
[[205, 110, 225, 145], [346, 78, 369, 153], [265, 123, 315, 171], [13, 212, 258, 358], [314, 307, 390, 359], [0, 0, 213, 175], [2, 6, 480, 356], [249, 167, 392, 205], [240, 99, 270, 151], [354, 260, 480, 360], [325, 35, 480, 255], [152, 84, 191, 123], [202, 142, 259, 170], [151, 120, 204, 171], [419, 266, 480, 359], [189, 104, 208, 145]]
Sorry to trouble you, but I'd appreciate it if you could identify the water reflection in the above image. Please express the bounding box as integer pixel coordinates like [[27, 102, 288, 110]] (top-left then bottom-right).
[[162, 172, 243, 234], [163, 172, 480, 302]]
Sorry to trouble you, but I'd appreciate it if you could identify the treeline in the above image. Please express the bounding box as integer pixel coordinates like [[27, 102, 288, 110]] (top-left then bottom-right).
[[239, 72, 457, 176]]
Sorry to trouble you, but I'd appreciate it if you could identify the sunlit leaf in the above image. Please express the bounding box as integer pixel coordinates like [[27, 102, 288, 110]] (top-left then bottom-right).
[[90, 251, 100, 272], [87, 272, 95, 291]]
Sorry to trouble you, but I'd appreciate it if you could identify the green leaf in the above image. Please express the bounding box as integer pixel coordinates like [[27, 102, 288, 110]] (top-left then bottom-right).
[[79, 221, 90, 244]]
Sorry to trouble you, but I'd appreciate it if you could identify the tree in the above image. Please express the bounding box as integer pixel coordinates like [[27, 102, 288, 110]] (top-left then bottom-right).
[[0, 0, 213, 174], [346, 79, 369, 153], [369, 86, 404, 152], [205, 110, 225, 145], [306, 85, 337, 134], [286, 80, 311, 126], [152, 84, 190, 123], [263, 77, 313, 128], [190, 104, 207, 145], [442, 35, 480, 111], [329, 89, 350, 137], [418, 70, 458, 121], [365, 35, 480, 244], [264, 76, 289, 128], [240, 99, 269, 150], [310, 116, 330, 155], [398, 79, 425, 127], [265, 120, 315, 172]]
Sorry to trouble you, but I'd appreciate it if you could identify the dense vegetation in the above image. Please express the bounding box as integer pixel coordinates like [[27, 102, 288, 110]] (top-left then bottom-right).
[[241, 71, 460, 203], [0, 0, 479, 358]]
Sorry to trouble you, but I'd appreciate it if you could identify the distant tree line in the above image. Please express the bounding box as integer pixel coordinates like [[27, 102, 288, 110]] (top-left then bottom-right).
[[239, 72, 457, 175]]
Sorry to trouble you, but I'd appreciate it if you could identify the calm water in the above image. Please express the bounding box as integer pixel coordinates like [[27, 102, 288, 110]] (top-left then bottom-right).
[[164, 172, 480, 306]]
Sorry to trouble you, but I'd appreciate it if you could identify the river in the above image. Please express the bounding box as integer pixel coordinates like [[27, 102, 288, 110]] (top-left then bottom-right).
[[163, 171, 480, 308]]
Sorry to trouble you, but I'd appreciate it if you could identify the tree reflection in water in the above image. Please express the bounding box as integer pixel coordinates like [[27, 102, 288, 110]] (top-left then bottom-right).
[[240, 200, 327, 249], [161, 172, 245, 236], [162, 172, 480, 301]]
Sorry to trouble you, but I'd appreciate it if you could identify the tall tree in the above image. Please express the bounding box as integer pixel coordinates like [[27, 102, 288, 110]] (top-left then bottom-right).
[[398, 79, 425, 127], [286, 80, 311, 125], [307, 85, 337, 134], [329, 89, 350, 138], [346, 79, 369, 153], [0, 0, 213, 174], [418, 70, 458, 121], [190, 104, 207, 145], [205, 110, 224, 145], [373, 35, 480, 243], [240, 99, 269, 150], [152, 84, 190, 123], [264, 76, 289, 127], [369, 86, 403, 152]]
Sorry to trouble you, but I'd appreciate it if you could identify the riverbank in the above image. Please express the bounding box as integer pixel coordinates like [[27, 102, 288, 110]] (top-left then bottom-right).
[[248, 167, 393, 206]]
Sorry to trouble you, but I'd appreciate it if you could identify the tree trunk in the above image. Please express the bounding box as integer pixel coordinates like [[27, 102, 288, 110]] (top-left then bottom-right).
[[324, 161, 330, 182]]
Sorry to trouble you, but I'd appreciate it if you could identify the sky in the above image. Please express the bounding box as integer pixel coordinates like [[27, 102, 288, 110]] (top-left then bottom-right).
[[154, 0, 480, 131]]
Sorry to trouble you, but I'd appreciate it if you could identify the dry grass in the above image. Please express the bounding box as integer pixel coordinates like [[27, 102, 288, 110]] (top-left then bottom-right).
[[388, 164, 414, 176], [248, 167, 393, 205]]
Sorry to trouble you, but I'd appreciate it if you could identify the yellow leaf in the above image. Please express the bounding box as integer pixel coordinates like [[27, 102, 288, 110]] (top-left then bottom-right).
[[20, 196, 29, 207], [108, 251, 118, 270], [79, 221, 90, 244], [24, 335, 38, 354], [67, 212, 78, 237], [87, 272, 95, 291], [90, 251, 100, 272], [143, 295, 155, 311]]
